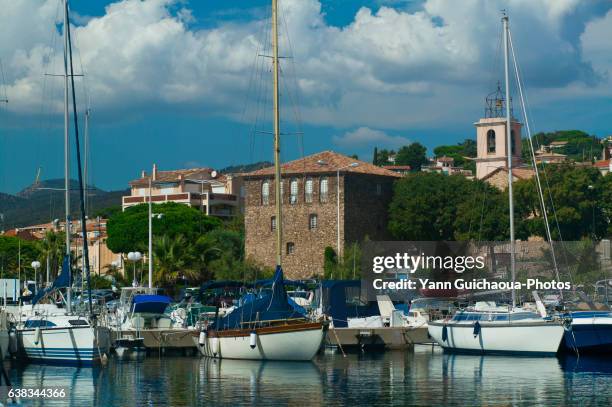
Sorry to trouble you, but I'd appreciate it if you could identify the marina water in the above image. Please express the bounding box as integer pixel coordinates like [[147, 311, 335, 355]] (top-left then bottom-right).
[[5, 347, 611, 406]]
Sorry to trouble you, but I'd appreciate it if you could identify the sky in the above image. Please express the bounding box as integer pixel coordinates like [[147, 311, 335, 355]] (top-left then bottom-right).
[[0, 0, 611, 193]]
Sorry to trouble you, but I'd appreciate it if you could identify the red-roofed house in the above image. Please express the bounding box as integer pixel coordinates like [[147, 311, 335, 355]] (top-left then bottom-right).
[[382, 165, 411, 175], [594, 159, 612, 176], [244, 151, 401, 279]]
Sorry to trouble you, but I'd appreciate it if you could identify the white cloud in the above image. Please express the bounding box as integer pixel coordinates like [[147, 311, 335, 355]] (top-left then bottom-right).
[[0, 0, 610, 131], [332, 126, 409, 148], [582, 9, 612, 79]]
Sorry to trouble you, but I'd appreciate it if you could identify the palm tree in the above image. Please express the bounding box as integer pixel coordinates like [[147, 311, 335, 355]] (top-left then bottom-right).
[[153, 234, 195, 286], [36, 231, 66, 282]]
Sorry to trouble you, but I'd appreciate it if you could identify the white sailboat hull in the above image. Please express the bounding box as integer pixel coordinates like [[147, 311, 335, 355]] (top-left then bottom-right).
[[18, 326, 110, 365], [428, 321, 564, 355], [195, 323, 326, 361]]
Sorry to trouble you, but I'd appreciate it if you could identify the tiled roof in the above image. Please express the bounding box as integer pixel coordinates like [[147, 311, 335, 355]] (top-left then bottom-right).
[[535, 152, 567, 158], [482, 166, 535, 182], [382, 165, 412, 170], [245, 151, 402, 178], [437, 156, 454, 162], [3, 229, 39, 241], [130, 167, 226, 187], [594, 160, 611, 168]]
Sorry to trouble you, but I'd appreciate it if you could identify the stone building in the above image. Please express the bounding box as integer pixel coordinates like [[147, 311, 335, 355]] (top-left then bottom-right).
[[243, 151, 401, 279]]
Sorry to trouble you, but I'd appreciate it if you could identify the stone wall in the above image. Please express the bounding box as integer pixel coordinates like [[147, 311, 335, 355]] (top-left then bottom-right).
[[244, 174, 343, 279], [344, 174, 396, 246]]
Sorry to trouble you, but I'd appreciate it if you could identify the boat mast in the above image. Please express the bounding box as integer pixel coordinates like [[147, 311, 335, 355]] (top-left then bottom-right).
[[65, 0, 94, 317], [503, 13, 516, 308], [63, 0, 72, 313], [84, 106, 89, 216], [272, 0, 282, 267]]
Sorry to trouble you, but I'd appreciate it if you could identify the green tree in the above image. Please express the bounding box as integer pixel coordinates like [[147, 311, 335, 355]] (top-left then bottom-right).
[[600, 174, 612, 237], [454, 183, 510, 241], [514, 164, 605, 240], [389, 173, 487, 240], [92, 206, 121, 219], [374, 149, 394, 166], [0, 236, 41, 279], [323, 246, 337, 279], [433, 139, 477, 172], [106, 202, 221, 254], [395, 142, 428, 171]]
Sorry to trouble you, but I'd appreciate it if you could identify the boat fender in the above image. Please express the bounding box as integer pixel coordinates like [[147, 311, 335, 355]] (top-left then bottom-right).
[[34, 327, 42, 345], [473, 321, 481, 337], [442, 324, 448, 342], [198, 331, 207, 346], [211, 337, 220, 356], [9, 331, 18, 354], [249, 331, 257, 349]]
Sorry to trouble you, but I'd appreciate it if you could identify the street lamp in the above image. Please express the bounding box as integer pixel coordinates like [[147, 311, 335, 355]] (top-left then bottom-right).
[[127, 251, 142, 287], [148, 213, 163, 289], [336, 163, 359, 270], [31, 261, 41, 294]]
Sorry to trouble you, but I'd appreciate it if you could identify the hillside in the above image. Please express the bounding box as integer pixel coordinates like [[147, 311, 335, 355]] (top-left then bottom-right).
[[0, 179, 127, 229], [220, 161, 272, 174], [523, 130, 603, 162]]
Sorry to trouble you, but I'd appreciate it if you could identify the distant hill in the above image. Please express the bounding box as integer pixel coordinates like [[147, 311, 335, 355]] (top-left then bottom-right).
[[220, 161, 272, 174], [523, 130, 603, 162], [0, 179, 127, 229]]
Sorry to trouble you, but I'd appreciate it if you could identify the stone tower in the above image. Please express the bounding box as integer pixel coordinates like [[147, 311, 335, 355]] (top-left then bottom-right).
[[474, 85, 522, 180]]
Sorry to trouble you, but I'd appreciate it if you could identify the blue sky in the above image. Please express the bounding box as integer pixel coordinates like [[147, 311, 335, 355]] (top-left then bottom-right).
[[0, 0, 611, 193]]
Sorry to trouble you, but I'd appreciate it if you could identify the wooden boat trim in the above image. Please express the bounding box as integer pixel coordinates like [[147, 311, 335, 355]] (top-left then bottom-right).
[[200, 321, 326, 338]]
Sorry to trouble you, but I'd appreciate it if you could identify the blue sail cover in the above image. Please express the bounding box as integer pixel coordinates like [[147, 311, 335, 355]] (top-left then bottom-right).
[[321, 280, 379, 328], [31, 255, 72, 305], [214, 266, 305, 330], [131, 294, 172, 314]]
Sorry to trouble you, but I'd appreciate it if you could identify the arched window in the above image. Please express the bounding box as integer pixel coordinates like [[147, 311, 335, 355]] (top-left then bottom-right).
[[487, 130, 496, 153], [305, 177, 314, 203], [319, 177, 329, 203], [290, 178, 298, 204], [261, 180, 270, 205]]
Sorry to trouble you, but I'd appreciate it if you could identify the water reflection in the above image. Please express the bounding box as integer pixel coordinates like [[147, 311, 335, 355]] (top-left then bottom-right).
[[6, 348, 612, 406], [198, 358, 323, 405]]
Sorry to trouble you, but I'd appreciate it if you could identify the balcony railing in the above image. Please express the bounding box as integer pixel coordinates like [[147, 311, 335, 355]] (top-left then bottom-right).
[[123, 192, 238, 207]]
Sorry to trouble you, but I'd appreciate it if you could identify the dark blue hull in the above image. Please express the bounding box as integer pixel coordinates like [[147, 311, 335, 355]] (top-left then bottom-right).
[[562, 313, 612, 353]]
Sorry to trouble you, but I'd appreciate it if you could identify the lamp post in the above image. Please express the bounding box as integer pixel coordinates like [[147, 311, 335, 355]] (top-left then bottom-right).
[[31, 261, 41, 294], [147, 174, 168, 289], [336, 163, 359, 266], [148, 176, 153, 289], [148, 213, 163, 288], [127, 251, 142, 287]]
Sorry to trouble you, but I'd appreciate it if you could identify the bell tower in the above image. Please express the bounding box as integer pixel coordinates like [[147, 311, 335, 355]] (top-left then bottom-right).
[[474, 84, 522, 179]]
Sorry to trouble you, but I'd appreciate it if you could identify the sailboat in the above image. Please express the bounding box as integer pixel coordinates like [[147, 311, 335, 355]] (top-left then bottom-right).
[[16, 0, 110, 365], [427, 14, 565, 355], [193, 0, 327, 361]]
